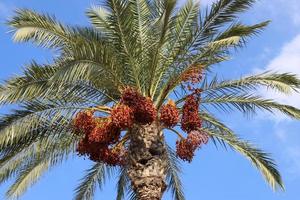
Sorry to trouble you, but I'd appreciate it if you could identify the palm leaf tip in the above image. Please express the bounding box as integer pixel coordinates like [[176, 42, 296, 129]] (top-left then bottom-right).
[[165, 144, 185, 200], [74, 163, 106, 200], [6, 159, 50, 200], [204, 128, 284, 191]]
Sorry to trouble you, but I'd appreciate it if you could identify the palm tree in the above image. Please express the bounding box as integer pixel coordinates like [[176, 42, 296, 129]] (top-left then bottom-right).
[[1, 0, 300, 199]]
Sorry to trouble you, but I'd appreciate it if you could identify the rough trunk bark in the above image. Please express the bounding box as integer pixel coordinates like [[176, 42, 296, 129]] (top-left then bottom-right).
[[127, 122, 167, 200]]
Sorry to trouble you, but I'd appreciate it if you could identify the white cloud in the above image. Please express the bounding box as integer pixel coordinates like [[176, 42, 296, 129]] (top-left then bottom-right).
[[259, 34, 300, 111], [257, 35, 300, 174], [257, 0, 300, 26]]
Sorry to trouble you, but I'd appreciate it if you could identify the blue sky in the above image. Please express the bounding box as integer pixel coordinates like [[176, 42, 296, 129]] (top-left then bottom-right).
[[0, 0, 300, 199]]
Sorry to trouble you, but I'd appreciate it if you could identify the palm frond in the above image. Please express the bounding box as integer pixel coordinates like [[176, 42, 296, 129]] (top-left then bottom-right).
[[116, 167, 130, 200], [129, 0, 151, 52], [203, 72, 300, 98], [0, 100, 85, 151], [152, 0, 200, 98], [165, 144, 185, 200], [201, 112, 234, 136], [87, 6, 112, 33], [195, 0, 256, 46], [202, 128, 284, 191], [0, 150, 29, 184], [202, 94, 300, 119], [105, 0, 142, 90], [7, 9, 70, 48], [216, 21, 270, 45], [148, 0, 177, 96], [74, 163, 114, 200], [5, 132, 75, 199], [6, 158, 50, 199], [0, 62, 57, 104]]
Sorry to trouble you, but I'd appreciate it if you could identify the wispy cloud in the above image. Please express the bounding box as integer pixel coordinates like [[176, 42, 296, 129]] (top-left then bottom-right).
[[254, 34, 300, 123], [272, 127, 300, 178], [265, 34, 300, 106], [256, 0, 300, 26], [252, 24, 300, 179]]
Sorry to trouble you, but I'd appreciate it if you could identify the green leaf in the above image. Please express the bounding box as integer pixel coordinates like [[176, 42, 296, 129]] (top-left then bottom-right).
[[203, 128, 284, 191], [165, 144, 185, 200], [202, 94, 300, 119], [74, 163, 114, 200], [8, 9, 70, 48]]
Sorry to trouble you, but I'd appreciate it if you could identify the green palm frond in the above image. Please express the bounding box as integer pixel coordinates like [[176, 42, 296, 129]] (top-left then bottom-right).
[[129, 0, 151, 52], [202, 128, 284, 191], [193, 36, 240, 66], [165, 144, 185, 200], [152, 0, 200, 97], [74, 163, 115, 200], [6, 158, 50, 199], [202, 94, 300, 119], [87, 6, 112, 33], [5, 132, 75, 199], [105, 0, 142, 91], [0, 100, 85, 150], [0, 122, 75, 189], [0, 146, 34, 184], [201, 112, 234, 136], [7, 9, 70, 49], [148, 0, 177, 96], [0, 62, 57, 104], [195, 0, 256, 45], [116, 167, 130, 200], [203, 72, 300, 97], [216, 21, 270, 45], [1, 0, 299, 199]]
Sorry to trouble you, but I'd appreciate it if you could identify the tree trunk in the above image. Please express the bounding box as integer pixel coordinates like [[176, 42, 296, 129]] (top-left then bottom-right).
[[127, 121, 167, 200]]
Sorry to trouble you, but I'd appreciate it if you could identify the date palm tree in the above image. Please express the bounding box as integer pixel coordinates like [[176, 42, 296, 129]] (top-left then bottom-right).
[[1, 0, 300, 199]]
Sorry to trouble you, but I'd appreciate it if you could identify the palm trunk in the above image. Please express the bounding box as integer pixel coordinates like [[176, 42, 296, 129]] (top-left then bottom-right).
[[127, 122, 167, 200]]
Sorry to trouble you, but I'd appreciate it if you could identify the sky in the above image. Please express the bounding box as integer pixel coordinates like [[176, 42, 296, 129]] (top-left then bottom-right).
[[0, 0, 300, 199]]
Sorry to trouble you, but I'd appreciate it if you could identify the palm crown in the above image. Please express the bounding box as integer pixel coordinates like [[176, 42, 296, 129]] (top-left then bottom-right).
[[1, 0, 300, 199]]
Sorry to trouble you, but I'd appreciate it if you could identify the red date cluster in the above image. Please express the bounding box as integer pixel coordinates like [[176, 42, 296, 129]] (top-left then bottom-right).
[[121, 87, 157, 125], [176, 130, 209, 162], [176, 94, 209, 162], [159, 100, 180, 128], [181, 95, 202, 132], [73, 87, 209, 164], [73, 111, 126, 166], [181, 64, 203, 91], [73, 88, 158, 165]]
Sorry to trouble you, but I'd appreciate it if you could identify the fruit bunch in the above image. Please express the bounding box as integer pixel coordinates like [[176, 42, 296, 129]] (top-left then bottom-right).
[[159, 100, 179, 128], [73, 111, 125, 166], [176, 130, 209, 162], [181, 64, 203, 91], [73, 111, 96, 134], [121, 87, 157, 125], [181, 65, 203, 84], [181, 95, 202, 132], [73, 87, 209, 164], [176, 93, 209, 162], [77, 137, 126, 166], [73, 88, 158, 165], [111, 104, 134, 129]]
